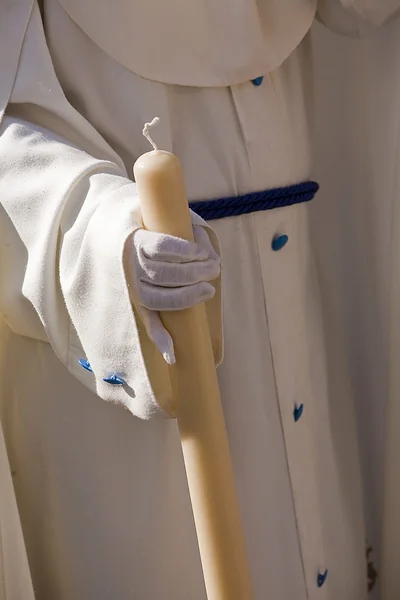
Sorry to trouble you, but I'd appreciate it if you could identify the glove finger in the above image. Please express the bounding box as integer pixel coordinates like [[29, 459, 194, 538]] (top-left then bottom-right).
[[139, 307, 176, 365], [139, 256, 220, 287], [139, 281, 216, 311], [137, 229, 210, 263]]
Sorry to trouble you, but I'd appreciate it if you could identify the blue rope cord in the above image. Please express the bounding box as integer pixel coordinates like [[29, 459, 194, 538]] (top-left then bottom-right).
[[189, 181, 319, 221]]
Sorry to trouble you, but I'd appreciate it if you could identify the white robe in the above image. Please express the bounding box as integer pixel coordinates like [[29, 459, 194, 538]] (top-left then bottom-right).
[[311, 14, 400, 600], [0, 419, 35, 600], [0, 0, 398, 598]]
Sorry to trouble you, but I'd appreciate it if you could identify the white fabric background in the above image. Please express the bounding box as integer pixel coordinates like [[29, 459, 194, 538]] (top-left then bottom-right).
[[311, 17, 400, 597]]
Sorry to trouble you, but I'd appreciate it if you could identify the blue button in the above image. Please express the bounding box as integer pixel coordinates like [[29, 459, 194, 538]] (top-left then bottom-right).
[[251, 76, 264, 87], [78, 358, 93, 373], [103, 374, 126, 386], [293, 404, 304, 422], [317, 569, 328, 588], [271, 234, 288, 252]]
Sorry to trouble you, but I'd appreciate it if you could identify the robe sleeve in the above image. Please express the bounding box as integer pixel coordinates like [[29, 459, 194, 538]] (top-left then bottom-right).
[[317, 0, 400, 35], [0, 0, 222, 420]]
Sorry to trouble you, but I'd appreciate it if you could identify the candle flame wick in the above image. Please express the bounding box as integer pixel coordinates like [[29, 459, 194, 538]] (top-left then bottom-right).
[[142, 117, 160, 151]]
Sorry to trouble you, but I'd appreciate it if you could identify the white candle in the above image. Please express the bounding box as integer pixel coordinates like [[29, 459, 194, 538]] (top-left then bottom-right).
[[133, 119, 254, 600]]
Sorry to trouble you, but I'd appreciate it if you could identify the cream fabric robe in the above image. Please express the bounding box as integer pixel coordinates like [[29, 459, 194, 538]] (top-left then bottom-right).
[[311, 14, 400, 600], [0, 0, 398, 598], [0, 419, 35, 600]]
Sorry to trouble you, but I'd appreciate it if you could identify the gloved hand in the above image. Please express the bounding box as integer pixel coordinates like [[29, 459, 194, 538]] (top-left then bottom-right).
[[127, 215, 220, 365]]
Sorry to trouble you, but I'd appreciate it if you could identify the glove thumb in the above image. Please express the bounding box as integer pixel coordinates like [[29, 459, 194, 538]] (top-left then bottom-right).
[[140, 308, 176, 365]]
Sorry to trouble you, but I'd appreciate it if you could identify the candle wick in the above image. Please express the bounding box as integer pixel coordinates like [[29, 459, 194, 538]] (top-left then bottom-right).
[[142, 117, 160, 151]]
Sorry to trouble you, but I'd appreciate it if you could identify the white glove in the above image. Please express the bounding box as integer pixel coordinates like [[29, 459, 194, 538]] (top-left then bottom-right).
[[128, 218, 220, 365]]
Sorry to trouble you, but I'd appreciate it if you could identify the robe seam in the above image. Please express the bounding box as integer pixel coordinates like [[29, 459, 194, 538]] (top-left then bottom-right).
[[229, 87, 253, 182], [269, 72, 295, 179], [251, 211, 310, 599]]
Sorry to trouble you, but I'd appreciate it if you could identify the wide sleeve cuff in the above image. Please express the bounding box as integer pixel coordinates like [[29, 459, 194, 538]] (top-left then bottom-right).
[[64, 185, 223, 419]]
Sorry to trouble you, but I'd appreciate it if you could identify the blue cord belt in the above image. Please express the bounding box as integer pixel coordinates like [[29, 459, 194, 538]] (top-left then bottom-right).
[[189, 181, 319, 221]]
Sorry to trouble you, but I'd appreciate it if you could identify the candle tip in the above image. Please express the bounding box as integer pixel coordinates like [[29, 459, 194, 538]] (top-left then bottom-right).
[[142, 117, 160, 151]]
